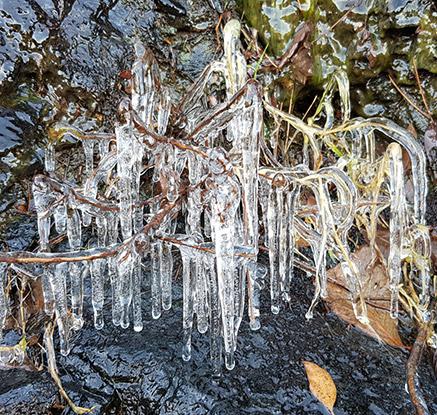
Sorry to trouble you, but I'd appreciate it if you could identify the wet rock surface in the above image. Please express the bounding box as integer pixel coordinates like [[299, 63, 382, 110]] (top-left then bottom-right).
[[237, 0, 436, 85], [1, 273, 437, 414], [1, 0, 437, 414], [0, 245, 434, 412]]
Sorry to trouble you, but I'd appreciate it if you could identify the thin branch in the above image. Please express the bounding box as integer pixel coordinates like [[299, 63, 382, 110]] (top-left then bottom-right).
[[406, 311, 434, 415], [157, 235, 256, 259], [388, 74, 432, 121], [0, 199, 180, 265], [44, 323, 94, 414], [412, 58, 433, 120]]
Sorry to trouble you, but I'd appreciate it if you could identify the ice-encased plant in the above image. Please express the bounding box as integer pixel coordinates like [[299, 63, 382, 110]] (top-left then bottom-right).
[[0, 20, 434, 372]]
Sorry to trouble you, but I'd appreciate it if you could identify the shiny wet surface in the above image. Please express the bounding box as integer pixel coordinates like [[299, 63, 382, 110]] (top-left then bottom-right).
[[0, 1, 436, 414], [1, 272, 437, 414]]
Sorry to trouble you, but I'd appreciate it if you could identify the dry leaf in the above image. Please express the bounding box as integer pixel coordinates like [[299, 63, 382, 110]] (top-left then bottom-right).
[[327, 243, 405, 348], [327, 282, 404, 348], [304, 361, 337, 414]]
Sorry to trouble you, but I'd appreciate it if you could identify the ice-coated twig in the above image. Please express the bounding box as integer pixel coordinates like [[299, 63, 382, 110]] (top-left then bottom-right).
[[387, 143, 406, 319], [0, 26, 431, 377], [0, 264, 7, 340]]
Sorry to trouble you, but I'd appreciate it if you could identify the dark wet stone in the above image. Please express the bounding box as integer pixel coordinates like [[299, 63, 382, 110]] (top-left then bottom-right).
[[2, 215, 37, 251], [155, 0, 187, 17], [1, 274, 437, 414]]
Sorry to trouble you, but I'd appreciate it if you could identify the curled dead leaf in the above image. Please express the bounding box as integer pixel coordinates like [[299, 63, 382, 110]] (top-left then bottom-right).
[[304, 361, 337, 414], [327, 244, 405, 349]]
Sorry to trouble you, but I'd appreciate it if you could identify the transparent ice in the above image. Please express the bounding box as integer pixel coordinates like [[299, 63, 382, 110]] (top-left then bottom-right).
[[0, 20, 432, 372]]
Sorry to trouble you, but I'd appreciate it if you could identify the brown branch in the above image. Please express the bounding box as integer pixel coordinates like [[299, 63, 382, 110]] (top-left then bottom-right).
[[132, 111, 236, 177], [157, 236, 256, 259], [406, 305, 434, 415], [185, 81, 252, 141], [39, 175, 161, 215], [259, 22, 311, 72], [388, 74, 432, 121], [44, 323, 94, 414], [132, 112, 210, 161], [49, 126, 114, 142], [0, 199, 180, 265], [412, 59, 432, 120]]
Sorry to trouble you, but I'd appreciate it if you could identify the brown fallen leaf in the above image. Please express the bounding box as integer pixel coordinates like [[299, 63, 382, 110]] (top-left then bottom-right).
[[326, 244, 405, 349], [327, 282, 404, 348], [304, 361, 337, 414]]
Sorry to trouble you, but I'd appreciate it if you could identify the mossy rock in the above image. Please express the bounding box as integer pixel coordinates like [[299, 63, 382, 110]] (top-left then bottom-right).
[[237, 0, 435, 86], [412, 10, 437, 74]]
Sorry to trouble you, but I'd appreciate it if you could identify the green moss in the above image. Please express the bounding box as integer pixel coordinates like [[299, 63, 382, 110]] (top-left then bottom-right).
[[238, 0, 435, 87], [413, 10, 437, 74]]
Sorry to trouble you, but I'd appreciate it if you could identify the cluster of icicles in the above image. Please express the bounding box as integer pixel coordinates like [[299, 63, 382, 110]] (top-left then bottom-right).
[[0, 20, 433, 371]]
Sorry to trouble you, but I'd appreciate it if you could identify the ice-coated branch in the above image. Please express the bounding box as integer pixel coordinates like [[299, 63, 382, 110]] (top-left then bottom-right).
[[0, 198, 181, 265]]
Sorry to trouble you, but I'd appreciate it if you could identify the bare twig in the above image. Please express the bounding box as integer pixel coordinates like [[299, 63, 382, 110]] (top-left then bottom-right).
[[0, 198, 180, 265], [406, 303, 435, 415], [388, 74, 432, 121], [44, 323, 94, 414], [412, 58, 433, 120]]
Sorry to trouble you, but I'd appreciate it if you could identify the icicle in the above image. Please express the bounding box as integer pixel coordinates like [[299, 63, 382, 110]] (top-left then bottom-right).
[[305, 178, 340, 319], [161, 242, 173, 311], [67, 207, 83, 324], [186, 151, 203, 237], [98, 139, 110, 158], [132, 42, 159, 125], [130, 129, 144, 331], [106, 211, 121, 326], [50, 263, 71, 356], [205, 252, 222, 372], [132, 255, 143, 331], [284, 186, 300, 301], [0, 264, 7, 339], [238, 83, 262, 327], [248, 263, 267, 331], [53, 203, 67, 234], [115, 118, 134, 241], [45, 141, 55, 172], [181, 247, 194, 361], [206, 148, 240, 370], [84, 151, 118, 199], [344, 118, 427, 223], [195, 254, 208, 334], [340, 259, 368, 325], [41, 270, 55, 317], [33, 177, 53, 251], [33, 177, 55, 316], [387, 143, 406, 319], [233, 256, 247, 338], [116, 249, 133, 329], [411, 225, 432, 317], [278, 185, 288, 302], [223, 19, 247, 99], [151, 241, 162, 320], [365, 130, 375, 164], [260, 179, 270, 247], [267, 182, 280, 314], [177, 234, 202, 362], [91, 215, 107, 329], [82, 140, 95, 227], [157, 91, 170, 135], [67, 207, 82, 249], [305, 241, 326, 320]]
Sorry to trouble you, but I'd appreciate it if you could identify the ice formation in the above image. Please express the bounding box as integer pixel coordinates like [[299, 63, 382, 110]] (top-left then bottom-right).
[[0, 20, 433, 370]]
